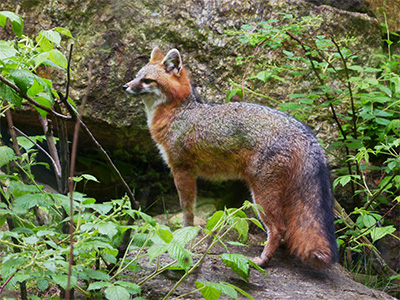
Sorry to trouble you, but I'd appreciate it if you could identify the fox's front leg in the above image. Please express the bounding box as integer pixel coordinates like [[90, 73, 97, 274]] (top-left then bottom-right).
[[172, 168, 197, 226]]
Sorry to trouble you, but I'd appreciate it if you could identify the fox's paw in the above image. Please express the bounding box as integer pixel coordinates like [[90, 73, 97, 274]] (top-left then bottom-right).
[[251, 256, 269, 268]]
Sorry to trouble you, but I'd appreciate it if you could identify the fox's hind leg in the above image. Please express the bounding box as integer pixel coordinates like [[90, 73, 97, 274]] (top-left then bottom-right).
[[172, 168, 196, 226], [250, 183, 286, 267]]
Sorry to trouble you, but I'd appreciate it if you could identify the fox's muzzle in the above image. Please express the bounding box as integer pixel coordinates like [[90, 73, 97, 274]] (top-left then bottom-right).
[[123, 83, 141, 94]]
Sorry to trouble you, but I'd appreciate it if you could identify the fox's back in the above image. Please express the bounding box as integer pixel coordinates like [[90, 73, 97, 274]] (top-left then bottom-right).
[[162, 100, 324, 180]]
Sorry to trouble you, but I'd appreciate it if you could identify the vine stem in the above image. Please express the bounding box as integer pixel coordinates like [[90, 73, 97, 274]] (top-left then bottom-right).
[[0, 273, 16, 294]]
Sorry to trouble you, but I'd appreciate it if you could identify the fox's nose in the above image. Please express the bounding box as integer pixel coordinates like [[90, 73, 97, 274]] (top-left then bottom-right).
[[122, 84, 128, 90]]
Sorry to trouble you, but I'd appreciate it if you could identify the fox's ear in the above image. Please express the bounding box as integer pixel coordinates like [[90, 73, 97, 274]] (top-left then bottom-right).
[[162, 49, 182, 74], [150, 47, 164, 63]]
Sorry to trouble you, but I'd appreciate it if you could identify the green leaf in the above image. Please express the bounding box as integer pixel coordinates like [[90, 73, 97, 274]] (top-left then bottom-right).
[[84, 203, 113, 215], [195, 281, 238, 300], [43, 261, 56, 273], [226, 88, 243, 102], [81, 174, 100, 182], [0, 11, 24, 37], [172, 226, 199, 247], [248, 259, 267, 277], [233, 218, 249, 241], [83, 269, 110, 281], [16, 136, 35, 151], [34, 52, 50, 69], [206, 210, 224, 231], [356, 214, 375, 228], [8, 69, 35, 93], [104, 285, 130, 300], [147, 243, 169, 261], [0, 42, 17, 60], [49, 49, 68, 68], [348, 65, 363, 71], [23, 235, 39, 245], [88, 281, 111, 290], [137, 211, 157, 226], [39, 29, 62, 46], [364, 67, 381, 73], [52, 275, 77, 290], [370, 226, 396, 243], [220, 253, 250, 281], [282, 50, 294, 57], [333, 175, 351, 188], [167, 242, 193, 271], [37, 278, 49, 291], [0, 146, 16, 168], [256, 71, 273, 82], [96, 223, 118, 239], [0, 81, 22, 107], [114, 281, 141, 294], [157, 226, 173, 243], [54, 27, 74, 38], [13, 193, 53, 214]]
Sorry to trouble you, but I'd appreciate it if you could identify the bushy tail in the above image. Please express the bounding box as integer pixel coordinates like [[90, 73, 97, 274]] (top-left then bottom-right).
[[284, 159, 338, 269]]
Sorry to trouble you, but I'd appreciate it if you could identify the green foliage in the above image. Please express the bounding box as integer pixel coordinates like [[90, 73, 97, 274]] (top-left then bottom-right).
[[0, 144, 264, 299], [0, 10, 73, 116], [228, 12, 400, 293]]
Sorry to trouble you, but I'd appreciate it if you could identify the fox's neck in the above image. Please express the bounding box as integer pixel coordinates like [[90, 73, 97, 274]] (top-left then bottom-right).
[[142, 93, 167, 128], [143, 87, 201, 128]]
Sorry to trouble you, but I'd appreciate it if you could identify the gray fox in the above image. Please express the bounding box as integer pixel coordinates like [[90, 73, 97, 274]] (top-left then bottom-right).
[[123, 47, 338, 268]]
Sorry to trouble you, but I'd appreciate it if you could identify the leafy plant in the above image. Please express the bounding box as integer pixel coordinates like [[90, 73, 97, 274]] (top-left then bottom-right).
[[227, 12, 400, 294], [1, 142, 265, 299]]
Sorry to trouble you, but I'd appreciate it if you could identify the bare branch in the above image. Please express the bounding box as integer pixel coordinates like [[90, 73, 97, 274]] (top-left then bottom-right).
[[66, 60, 93, 300]]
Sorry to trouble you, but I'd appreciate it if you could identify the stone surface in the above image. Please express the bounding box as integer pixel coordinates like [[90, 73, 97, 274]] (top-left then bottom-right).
[[0, 0, 382, 151], [132, 230, 397, 300]]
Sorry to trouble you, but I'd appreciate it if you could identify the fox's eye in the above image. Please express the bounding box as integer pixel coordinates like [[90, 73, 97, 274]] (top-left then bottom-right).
[[142, 78, 155, 84]]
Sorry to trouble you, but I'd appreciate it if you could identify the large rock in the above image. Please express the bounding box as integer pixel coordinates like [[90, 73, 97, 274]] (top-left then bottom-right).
[[134, 230, 397, 300], [1, 0, 382, 151]]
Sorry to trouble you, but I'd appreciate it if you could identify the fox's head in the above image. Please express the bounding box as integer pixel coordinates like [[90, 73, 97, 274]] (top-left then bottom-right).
[[123, 48, 191, 105]]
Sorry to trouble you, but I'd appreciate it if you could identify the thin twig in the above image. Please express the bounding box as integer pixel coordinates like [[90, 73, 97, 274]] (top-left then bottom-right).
[[363, 168, 400, 210], [240, 39, 265, 101], [286, 31, 357, 198], [63, 44, 74, 102], [0, 273, 16, 294], [65, 60, 93, 300], [5, 106, 21, 157], [12, 126, 61, 178], [78, 119, 139, 209], [0, 74, 71, 120]]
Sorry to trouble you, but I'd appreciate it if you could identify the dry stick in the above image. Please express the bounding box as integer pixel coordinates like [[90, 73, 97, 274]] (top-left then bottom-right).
[[65, 61, 93, 300], [0, 74, 71, 120], [5, 106, 21, 157], [38, 115, 63, 191]]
